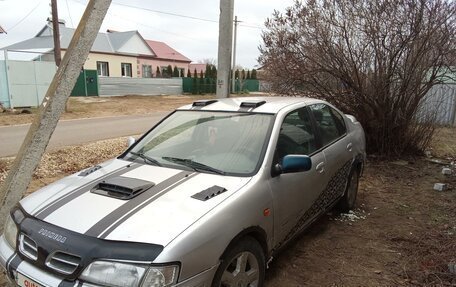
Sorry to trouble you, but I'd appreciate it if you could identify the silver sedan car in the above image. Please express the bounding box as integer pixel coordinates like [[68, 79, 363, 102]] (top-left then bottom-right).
[[1, 97, 365, 287]]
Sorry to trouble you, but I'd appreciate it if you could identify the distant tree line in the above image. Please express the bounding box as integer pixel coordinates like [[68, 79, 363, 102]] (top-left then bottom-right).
[[153, 63, 258, 80], [184, 64, 258, 95]]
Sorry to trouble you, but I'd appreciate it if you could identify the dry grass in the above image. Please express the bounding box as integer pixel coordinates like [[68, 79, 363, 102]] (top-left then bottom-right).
[[431, 127, 456, 159], [0, 95, 213, 126], [0, 137, 129, 194]]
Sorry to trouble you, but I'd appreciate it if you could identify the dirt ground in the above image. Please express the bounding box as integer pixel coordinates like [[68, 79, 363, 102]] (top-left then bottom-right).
[[0, 95, 214, 126], [0, 126, 455, 286]]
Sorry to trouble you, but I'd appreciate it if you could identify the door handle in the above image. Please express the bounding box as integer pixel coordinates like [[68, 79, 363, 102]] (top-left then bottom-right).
[[346, 143, 353, 151], [316, 162, 325, 173]]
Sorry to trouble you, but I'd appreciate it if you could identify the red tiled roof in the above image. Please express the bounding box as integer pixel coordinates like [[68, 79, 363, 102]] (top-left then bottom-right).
[[146, 40, 191, 62], [0, 25, 6, 34]]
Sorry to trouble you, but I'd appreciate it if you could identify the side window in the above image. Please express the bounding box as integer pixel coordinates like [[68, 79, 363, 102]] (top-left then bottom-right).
[[310, 104, 346, 146], [275, 108, 317, 161]]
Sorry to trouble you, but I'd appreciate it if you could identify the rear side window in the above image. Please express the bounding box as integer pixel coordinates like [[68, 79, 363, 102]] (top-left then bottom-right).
[[310, 104, 346, 146]]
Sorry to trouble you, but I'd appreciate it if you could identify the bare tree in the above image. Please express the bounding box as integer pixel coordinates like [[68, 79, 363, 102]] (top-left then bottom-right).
[[259, 0, 456, 156], [198, 58, 218, 66]]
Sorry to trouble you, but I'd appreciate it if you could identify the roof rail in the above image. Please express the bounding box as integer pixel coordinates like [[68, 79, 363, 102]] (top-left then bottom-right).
[[192, 100, 218, 107], [240, 100, 266, 109]]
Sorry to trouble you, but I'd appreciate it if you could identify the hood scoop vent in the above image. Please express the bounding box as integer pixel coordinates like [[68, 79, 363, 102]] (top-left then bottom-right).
[[192, 185, 227, 201], [91, 177, 155, 200], [79, 165, 102, 176]]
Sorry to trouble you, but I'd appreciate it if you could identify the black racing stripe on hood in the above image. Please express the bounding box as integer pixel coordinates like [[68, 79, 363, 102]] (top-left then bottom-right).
[[85, 171, 197, 238], [34, 163, 140, 220], [98, 172, 199, 239]]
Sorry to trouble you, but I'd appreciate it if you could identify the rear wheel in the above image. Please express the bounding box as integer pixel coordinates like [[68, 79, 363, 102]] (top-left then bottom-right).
[[212, 237, 265, 287], [337, 168, 360, 212]]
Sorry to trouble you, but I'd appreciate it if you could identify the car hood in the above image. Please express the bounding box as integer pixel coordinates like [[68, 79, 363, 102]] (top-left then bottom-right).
[[20, 159, 251, 246]]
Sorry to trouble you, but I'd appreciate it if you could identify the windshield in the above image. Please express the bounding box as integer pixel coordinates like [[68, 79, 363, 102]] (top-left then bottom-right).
[[123, 111, 274, 176]]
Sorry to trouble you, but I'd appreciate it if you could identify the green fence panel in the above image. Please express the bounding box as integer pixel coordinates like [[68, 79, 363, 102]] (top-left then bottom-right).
[[183, 77, 193, 93], [183, 77, 216, 94], [235, 79, 259, 93], [71, 70, 87, 96], [183, 77, 258, 94], [85, 70, 99, 96], [71, 69, 99, 96]]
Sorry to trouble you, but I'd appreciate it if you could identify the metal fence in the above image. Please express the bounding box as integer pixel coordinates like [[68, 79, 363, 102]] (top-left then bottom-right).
[[182, 78, 260, 94], [420, 84, 456, 126], [98, 77, 182, 96], [0, 60, 56, 108]]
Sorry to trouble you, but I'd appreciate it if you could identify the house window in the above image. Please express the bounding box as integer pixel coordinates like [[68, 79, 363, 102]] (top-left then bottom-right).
[[97, 61, 109, 77], [121, 63, 132, 77], [142, 64, 152, 78]]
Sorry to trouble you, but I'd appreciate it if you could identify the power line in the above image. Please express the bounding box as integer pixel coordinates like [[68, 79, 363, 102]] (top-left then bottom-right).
[[111, 1, 219, 24], [70, 0, 216, 44], [239, 24, 263, 30], [65, 0, 74, 27], [6, 0, 43, 31], [79, 0, 265, 29]]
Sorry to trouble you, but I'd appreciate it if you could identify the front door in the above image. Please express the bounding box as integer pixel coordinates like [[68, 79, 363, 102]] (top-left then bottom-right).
[[268, 107, 327, 247]]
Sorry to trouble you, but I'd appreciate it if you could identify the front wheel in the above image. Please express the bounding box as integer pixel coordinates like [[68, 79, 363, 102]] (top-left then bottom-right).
[[337, 168, 360, 212], [212, 237, 265, 287]]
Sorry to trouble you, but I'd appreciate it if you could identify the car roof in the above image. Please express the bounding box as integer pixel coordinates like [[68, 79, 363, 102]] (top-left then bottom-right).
[[177, 96, 324, 114]]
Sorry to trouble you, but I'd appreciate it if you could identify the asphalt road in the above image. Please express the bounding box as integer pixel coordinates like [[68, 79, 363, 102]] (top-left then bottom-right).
[[0, 112, 169, 158]]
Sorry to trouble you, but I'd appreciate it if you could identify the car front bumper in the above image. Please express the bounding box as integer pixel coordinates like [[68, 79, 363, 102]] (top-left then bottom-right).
[[0, 235, 217, 287]]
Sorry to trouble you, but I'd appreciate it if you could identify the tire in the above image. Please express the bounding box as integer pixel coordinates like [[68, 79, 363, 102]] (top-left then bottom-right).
[[337, 167, 360, 212], [212, 236, 265, 287]]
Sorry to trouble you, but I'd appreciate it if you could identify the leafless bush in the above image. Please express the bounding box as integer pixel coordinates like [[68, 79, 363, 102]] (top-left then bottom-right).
[[259, 0, 456, 156]]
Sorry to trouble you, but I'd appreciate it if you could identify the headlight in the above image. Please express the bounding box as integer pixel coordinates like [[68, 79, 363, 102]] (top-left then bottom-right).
[[80, 260, 179, 287], [142, 265, 179, 287], [3, 214, 18, 250]]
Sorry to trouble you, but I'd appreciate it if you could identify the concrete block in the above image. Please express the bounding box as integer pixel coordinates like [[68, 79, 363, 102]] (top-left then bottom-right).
[[449, 263, 456, 274], [434, 183, 447, 191], [442, 168, 452, 175]]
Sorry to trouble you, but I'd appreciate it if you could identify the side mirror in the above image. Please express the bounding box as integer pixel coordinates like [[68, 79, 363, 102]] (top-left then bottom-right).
[[127, 136, 136, 147], [281, 155, 312, 173]]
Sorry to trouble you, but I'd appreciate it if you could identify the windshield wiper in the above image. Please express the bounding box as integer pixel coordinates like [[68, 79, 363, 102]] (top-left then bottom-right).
[[128, 151, 161, 166], [162, 157, 225, 175]]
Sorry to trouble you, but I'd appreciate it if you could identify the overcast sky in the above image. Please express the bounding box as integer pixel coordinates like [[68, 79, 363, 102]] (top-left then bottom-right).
[[0, 0, 294, 68]]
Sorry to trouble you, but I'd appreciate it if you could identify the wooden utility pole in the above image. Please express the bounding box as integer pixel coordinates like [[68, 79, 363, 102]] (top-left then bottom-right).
[[216, 0, 234, 98], [0, 0, 112, 232], [51, 0, 62, 67]]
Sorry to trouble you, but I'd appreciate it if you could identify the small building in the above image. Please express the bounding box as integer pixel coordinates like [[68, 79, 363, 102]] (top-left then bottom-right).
[[1, 20, 155, 78], [138, 40, 191, 78], [189, 63, 206, 77]]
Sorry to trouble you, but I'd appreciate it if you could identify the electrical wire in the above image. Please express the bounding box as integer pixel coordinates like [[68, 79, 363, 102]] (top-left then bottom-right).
[[72, 0, 264, 29], [6, 0, 43, 31], [112, 1, 219, 24], [70, 0, 217, 44], [65, 0, 74, 27]]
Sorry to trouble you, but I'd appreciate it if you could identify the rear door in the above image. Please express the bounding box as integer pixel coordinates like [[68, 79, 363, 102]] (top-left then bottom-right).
[[268, 107, 327, 246], [309, 103, 353, 201]]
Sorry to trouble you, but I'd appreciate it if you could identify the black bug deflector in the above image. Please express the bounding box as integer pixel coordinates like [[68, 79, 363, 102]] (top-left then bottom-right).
[[16, 212, 164, 281]]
